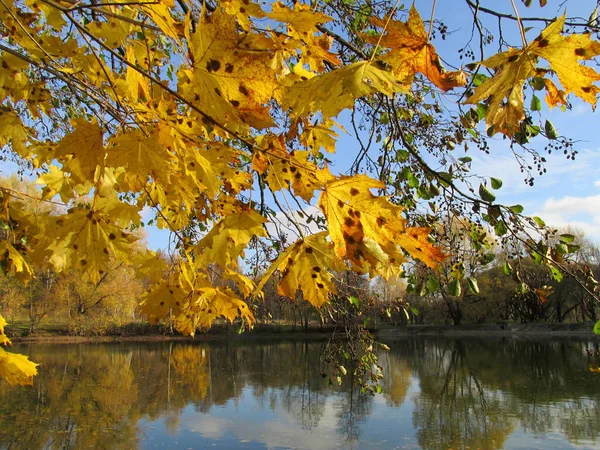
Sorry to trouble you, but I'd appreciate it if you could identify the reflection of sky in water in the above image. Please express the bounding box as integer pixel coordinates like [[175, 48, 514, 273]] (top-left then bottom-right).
[[139, 385, 422, 449], [6, 339, 600, 450]]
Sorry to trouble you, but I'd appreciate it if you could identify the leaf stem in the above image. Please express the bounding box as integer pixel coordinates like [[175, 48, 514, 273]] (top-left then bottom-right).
[[510, 0, 528, 47], [369, 0, 403, 63]]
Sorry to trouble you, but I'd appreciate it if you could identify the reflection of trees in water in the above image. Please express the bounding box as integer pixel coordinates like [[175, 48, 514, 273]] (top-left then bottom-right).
[[379, 351, 412, 407], [391, 338, 600, 449], [0, 341, 373, 448], [333, 377, 373, 446], [409, 340, 516, 449], [2, 339, 600, 448]]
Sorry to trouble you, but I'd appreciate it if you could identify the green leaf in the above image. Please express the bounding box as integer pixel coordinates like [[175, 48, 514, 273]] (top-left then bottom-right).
[[472, 73, 488, 87], [348, 296, 360, 308], [555, 243, 568, 255], [503, 262, 513, 275], [458, 156, 472, 163], [593, 320, 600, 335], [559, 233, 575, 243], [467, 277, 480, 295], [531, 250, 543, 265], [427, 275, 440, 293], [545, 120, 558, 139], [509, 204, 524, 214], [530, 94, 542, 111], [567, 244, 581, 254], [494, 221, 508, 236], [437, 172, 452, 188], [483, 253, 496, 264], [407, 171, 419, 188], [479, 184, 496, 203], [516, 282, 529, 295], [448, 279, 462, 297], [490, 177, 503, 190], [410, 307, 419, 316], [533, 216, 546, 227], [550, 266, 563, 282], [530, 77, 545, 91]]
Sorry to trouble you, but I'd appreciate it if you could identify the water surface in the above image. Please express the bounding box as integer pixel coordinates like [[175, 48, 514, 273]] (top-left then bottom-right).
[[2, 338, 600, 449]]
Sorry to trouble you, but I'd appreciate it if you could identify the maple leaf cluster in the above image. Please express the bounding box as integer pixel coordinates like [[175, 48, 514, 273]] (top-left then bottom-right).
[[0, 0, 599, 385]]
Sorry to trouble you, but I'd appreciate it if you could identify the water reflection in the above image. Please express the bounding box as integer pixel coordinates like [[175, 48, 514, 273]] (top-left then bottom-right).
[[0, 338, 599, 449]]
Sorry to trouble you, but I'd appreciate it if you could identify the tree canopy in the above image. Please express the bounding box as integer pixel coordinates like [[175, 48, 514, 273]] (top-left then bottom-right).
[[1, 0, 600, 385]]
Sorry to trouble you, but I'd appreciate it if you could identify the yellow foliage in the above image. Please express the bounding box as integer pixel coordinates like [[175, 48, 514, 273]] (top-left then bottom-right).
[[319, 175, 445, 277], [0, 314, 38, 386], [366, 5, 467, 91], [466, 15, 600, 135], [255, 232, 345, 307], [1, 0, 597, 387]]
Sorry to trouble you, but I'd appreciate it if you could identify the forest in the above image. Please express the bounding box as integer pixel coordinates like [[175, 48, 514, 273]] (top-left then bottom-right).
[[2, 175, 599, 334]]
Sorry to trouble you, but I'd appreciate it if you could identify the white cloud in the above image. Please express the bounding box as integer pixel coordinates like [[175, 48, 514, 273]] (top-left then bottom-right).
[[595, 180, 600, 188], [183, 415, 230, 439], [532, 194, 600, 243], [542, 195, 600, 216], [264, 205, 324, 242]]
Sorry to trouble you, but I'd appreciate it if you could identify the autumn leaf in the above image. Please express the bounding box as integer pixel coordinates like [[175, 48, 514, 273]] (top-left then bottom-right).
[[50, 119, 106, 184], [319, 175, 445, 276], [194, 209, 267, 270], [0, 347, 39, 386], [0, 241, 34, 283], [106, 128, 174, 190], [254, 232, 346, 307], [267, 2, 339, 72], [282, 61, 406, 118], [141, 264, 255, 336], [466, 15, 600, 135], [0, 107, 30, 159], [366, 5, 467, 91], [0, 314, 38, 386], [49, 205, 136, 283], [179, 9, 280, 132], [255, 134, 333, 202]]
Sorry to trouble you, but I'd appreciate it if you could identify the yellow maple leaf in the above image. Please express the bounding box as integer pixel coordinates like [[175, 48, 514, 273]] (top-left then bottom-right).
[[179, 9, 279, 132], [255, 134, 333, 202], [299, 118, 342, 155], [0, 347, 38, 386], [0, 241, 34, 283], [0, 315, 8, 346], [37, 166, 74, 203], [141, 266, 255, 335], [466, 15, 600, 135], [319, 175, 445, 276], [142, 0, 182, 44], [86, 13, 135, 49], [0, 314, 38, 386], [268, 2, 339, 72], [221, 0, 265, 30], [366, 5, 467, 91], [194, 209, 267, 270], [282, 61, 407, 119], [0, 107, 31, 159], [254, 232, 346, 307], [52, 119, 106, 184], [49, 205, 136, 283], [106, 128, 174, 190]]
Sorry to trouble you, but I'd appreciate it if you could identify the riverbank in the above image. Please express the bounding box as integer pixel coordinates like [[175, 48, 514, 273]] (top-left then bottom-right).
[[6, 321, 600, 343], [377, 322, 600, 338]]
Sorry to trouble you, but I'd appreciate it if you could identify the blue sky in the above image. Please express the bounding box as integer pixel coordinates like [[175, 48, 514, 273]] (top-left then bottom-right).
[[144, 0, 600, 251]]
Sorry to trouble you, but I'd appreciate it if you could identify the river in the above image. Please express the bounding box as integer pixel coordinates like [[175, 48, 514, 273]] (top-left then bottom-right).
[[1, 337, 600, 449]]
